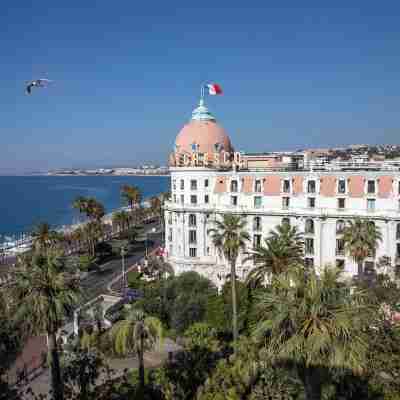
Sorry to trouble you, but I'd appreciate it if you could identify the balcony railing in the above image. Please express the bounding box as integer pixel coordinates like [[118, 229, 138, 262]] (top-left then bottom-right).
[[336, 249, 345, 256]]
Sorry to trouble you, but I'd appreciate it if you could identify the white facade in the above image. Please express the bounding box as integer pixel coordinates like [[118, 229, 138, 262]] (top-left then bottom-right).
[[164, 167, 400, 288], [164, 100, 400, 288]]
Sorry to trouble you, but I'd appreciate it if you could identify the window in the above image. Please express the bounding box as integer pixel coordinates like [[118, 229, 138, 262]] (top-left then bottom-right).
[[305, 219, 314, 234], [367, 198, 375, 211], [168, 228, 172, 242], [230, 180, 238, 192], [367, 180, 376, 194], [189, 248, 197, 257], [308, 197, 316, 208], [255, 180, 262, 193], [180, 180, 184, 190], [169, 244, 173, 257], [338, 179, 346, 194], [282, 218, 290, 226], [253, 234, 262, 248], [397, 243, 400, 258], [204, 195, 209, 204], [180, 194, 184, 204], [253, 216, 261, 231], [190, 195, 197, 205], [282, 197, 290, 209], [305, 258, 314, 269], [189, 230, 197, 244], [189, 214, 196, 227], [231, 196, 238, 206], [336, 239, 345, 256], [337, 198, 346, 209], [190, 180, 197, 190], [336, 259, 345, 269], [168, 213, 172, 224], [173, 194, 177, 203], [336, 220, 345, 234], [254, 196, 262, 208], [172, 180, 176, 190], [307, 180, 316, 193], [364, 261, 375, 276], [397, 223, 400, 240], [283, 179, 290, 193], [191, 142, 199, 152], [204, 179, 209, 188], [305, 238, 314, 255], [206, 246, 210, 256]]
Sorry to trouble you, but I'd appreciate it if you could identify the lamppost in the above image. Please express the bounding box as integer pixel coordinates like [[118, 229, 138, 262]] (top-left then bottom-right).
[[121, 245, 127, 296]]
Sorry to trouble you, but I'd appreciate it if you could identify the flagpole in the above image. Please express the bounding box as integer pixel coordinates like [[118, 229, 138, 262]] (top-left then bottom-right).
[[200, 83, 205, 105]]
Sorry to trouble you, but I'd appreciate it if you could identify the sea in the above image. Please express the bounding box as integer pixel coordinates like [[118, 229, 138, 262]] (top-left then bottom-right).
[[0, 175, 170, 241]]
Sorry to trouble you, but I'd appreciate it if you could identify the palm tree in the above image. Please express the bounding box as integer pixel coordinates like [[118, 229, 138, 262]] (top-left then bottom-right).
[[31, 222, 62, 254], [342, 218, 382, 277], [253, 267, 371, 400], [112, 210, 130, 234], [72, 196, 105, 222], [245, 223, 304, 287], [72, 196, 88, 222], [8, 251, 80, 400], [110, 309, 163, 392], [121, 185, 142, 211], [149, 196, 162, 220], [208, 214, 250, 346]]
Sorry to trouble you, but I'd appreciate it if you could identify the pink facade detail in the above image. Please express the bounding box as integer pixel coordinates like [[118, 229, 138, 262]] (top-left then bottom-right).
[[263, 175, 281, 196], [320, 176, 337, 197], [214, 176, 227, 193], [292, 176, 304, 195], [241, 176, 254, 193], [378, 176, 393, 198], [348, 176, 365, 198]]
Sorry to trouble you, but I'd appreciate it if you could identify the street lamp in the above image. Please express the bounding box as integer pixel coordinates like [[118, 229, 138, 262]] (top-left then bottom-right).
[[121, 245, 127, 296]]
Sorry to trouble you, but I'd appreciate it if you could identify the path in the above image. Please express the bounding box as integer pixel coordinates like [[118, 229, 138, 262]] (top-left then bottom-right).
[[21, 339, 181, 399]]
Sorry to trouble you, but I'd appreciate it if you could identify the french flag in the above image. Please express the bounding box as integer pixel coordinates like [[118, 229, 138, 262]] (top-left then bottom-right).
[[206, 83, 222, 95]]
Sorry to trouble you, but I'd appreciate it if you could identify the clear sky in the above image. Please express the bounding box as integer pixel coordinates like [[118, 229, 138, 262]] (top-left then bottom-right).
[[1, 1, 400, 173]]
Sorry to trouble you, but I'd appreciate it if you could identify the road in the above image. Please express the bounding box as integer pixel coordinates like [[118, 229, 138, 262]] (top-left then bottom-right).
[[79, 222, 162, 303]]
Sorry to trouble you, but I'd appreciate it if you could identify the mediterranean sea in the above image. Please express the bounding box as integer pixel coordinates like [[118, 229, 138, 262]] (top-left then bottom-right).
[[0, 175, 170, 240]]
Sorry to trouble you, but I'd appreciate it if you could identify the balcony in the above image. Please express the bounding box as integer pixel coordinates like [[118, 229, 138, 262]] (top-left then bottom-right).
[[335, 249, 345, 256]]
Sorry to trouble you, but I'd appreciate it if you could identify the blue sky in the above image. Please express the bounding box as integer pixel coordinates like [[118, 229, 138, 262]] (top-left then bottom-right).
[[1, 1, 400, 173]]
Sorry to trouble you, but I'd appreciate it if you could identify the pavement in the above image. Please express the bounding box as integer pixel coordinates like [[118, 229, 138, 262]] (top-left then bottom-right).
[[21, 338, 181, 399]]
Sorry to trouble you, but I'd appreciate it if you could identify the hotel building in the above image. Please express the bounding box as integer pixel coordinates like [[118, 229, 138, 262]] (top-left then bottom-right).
[[164, 99, 400, 287]]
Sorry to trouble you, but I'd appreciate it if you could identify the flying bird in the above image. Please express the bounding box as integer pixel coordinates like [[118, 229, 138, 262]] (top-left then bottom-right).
[[25, 79, 53, 95]]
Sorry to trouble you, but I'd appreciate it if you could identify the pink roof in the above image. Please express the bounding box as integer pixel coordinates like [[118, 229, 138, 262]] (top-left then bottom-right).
[[320, 176, 336, 197], [378, 176, 393, 198], [263, 175, 281, 196], [348, 176, 365, 198], [214, 176, 227, 193], [241, 176, 254, 193], [292, 176, 304, 195], [175, 120, 233, 155]]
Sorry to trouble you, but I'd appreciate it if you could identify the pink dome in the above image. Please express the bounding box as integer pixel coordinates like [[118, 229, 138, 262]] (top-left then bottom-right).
[[175, 120, 233, 155]]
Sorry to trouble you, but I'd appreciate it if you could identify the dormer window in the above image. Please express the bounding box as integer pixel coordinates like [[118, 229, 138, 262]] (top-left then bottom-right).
[[214, 143, 221, 152], [191, 142, 199, 152], [175, 144, 180, 152]]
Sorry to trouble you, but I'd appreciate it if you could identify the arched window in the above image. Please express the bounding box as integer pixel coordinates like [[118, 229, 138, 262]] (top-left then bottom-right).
[[336, 220, 345, 234], [253, 216, 261, 231], [397, 223, 400, 240], [230, 180, 238, 192], [282, 218, 290, 226], [305, 219, 314, 234], [189, 214, 196, 227]]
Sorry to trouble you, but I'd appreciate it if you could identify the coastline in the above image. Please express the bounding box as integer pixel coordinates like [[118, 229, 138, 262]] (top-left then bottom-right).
[[44, 174, 170, 177]]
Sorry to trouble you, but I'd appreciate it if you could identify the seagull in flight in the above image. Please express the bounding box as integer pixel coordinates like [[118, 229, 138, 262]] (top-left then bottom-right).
[[25, 79, 53, 95]]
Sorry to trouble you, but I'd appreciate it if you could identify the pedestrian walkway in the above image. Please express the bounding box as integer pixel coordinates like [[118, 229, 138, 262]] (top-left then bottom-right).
[[22, 339, 181, 399]]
